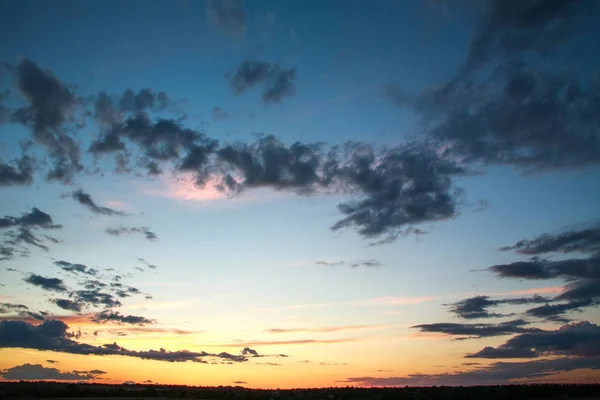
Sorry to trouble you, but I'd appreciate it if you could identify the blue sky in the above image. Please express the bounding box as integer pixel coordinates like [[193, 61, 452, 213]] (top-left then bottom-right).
[[0, 0, 599, 388]]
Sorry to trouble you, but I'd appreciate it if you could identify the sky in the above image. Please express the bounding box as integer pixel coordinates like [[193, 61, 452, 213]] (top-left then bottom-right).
[[0, 0, 599, 388]]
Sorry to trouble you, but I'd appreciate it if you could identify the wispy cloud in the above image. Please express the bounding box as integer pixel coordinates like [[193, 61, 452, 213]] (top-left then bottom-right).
[[264, 324, 396, 334]]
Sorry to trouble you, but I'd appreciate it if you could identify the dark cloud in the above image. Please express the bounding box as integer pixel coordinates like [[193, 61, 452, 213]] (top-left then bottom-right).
[[206, 0, 248, 39], [9, 59, 82, 182], [241, 347, 259, 357], [0, 153, 36, 186], [106, 226, 157, 241], [73, 289, 122, 309], [0, 319, 250, 363], [46, 360, 58, 363], [499, 224, 600, 255], [488, 255, 600, 281], [329, 142, 466, 244], [411, 319, 534, 339], [91, 311, 154, 326], [396, 63, 600, 172], [341, 357, 600, 386], [65, 189, 128, 216], [0, 363, 104, 381], [468, 321, 600, 359], [228, 61, 296, 104], [461, 0, 578, 74], [487, 228, 600, 321], [211, 106, 229, 121], [0, 207, 61, 229], [447, 294, 550, 319], [54, 260, 97, 276], [52, 299, 83, 313], [24, 274, 68, 293], [232, 380, 247, 384]]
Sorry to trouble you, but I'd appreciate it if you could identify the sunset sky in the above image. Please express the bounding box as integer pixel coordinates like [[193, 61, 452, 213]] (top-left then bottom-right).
[[1, 0, 599, 388]]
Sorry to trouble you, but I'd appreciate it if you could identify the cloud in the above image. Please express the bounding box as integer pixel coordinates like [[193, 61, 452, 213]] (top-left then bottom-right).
[[66, 189, 128, 216], [0, 208, 62, 257], [24, 274, 68, 293], [91, 311, 154, 326], [215, 338, 359, 347], [54, 260, 97, 276], [499, 224, 600, 255], [3, 59, 471, 244], [460, 0, 578, 74], [0, 319, 249, 363], [106, 226, 157, 241], [8, 59, 82, 182], [211, 106, 229, 121], [340, 357, 600, 386], [329, 142, 466, 244], [0, 363, 105, 381], [264, 325, 393, 334], [232, 380, 247, 384], [447, 294, 550, 319], [137, 258, 158, 269], [487, 226, 600, 321], [350, 260, 382, 268], [0, 152, 36, 186], [206, 0, 248, 39], [315, 261, 345, 267], [411, 319, 534, 339], [228, 61, 296, 104], [468, 321, 600, 359], [52, 299, 83, 313]]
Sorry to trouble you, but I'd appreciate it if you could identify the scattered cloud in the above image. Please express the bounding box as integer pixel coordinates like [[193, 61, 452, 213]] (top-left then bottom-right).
[[0, 207, 62, 259], [264, 324, 394, 334], [447, 294, 550, 319], [106, 226, 157, 240], [0, 363, 105, 381], [91, 311, 154, 326], [468, 321, 600, 359], [341, 357, 600, 386], [228, 61, 297, 104], [206, 0, 247, 39], [0, 319, 250, 363], [411, 319, 534, 339], [24, 274, 68, 293], [65, 189, 128, 216]]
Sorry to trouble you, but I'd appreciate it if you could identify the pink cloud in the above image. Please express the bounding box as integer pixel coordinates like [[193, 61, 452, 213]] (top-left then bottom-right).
[[141, 173, 293, 206]]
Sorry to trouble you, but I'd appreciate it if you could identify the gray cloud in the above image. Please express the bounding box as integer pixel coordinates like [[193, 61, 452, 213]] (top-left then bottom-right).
[[66, 189, 128, 216], [24, 274, 68, 293], [54, 260, 97, 276], [52, 299, 83, 313], [0, 319, 249, 363], [0, 152, 36, 186], [448, 294, 550, 319], [228, 61, 296, 104], [9, 59, 83, 182], [468, 321, 600, 359], [460, 0, 578, 74], [411, 319, 534, 339], [106, 226, 157, 241], [499, 224, 600, 255], [91, 311, 154, 326], [206, 0, 248, 39], [340, 357, 600, 386], [0, 363, 105, 381]]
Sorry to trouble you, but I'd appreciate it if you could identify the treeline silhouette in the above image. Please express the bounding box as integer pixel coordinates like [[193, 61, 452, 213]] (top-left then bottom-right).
[[0, 382, 599, 400]]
